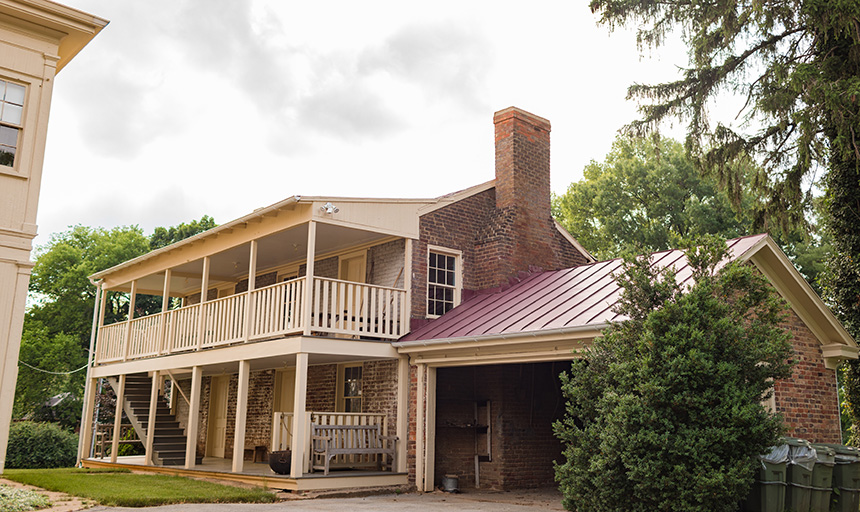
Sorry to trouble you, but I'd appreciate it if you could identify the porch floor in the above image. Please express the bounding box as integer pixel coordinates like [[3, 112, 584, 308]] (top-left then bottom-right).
[[82, 456, 408, 492]]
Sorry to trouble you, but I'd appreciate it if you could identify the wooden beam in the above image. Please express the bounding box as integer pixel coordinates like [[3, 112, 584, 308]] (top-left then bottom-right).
[[185, 366, 202, 469], [396, 355, 409, 473], [144, 371, 160, 465], [110, 374, 126, 463], [170, 270, 236, 283], [196, 257, 210, 351], [425, 367, 436, 492], [244, 241, 257, 342], [121, 281, 137, 362], [290, 353, 309, 478], [77, 377, 98, 463], [415, 363, 425, 493], [232, 360, 250, 473], [302, 222, 316, 336]]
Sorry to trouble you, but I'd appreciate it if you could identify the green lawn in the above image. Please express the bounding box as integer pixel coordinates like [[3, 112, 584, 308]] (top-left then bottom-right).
[[2, 468, 277, 507]]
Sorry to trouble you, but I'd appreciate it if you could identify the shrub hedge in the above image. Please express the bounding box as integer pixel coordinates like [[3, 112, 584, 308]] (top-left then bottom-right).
[[6, 421, 77, 469]]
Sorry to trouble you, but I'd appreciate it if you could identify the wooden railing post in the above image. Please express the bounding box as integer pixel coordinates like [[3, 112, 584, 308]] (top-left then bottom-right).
[[122, 280, 137, 361], [196, 257, 210, 351], [157, 269, 171, 355], [243, 240, 257, 342], [302, 222, 316, 336]]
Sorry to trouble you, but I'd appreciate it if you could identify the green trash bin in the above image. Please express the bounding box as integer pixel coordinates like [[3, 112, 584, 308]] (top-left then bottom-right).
[[820, 443, 860, 512], [743, 444, 789, 512], [786, 438, 816, 512], [810, 444, 835, 512]]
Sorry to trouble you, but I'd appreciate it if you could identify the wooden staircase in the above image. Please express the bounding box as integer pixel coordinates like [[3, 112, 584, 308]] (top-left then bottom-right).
[[111, 373, 200, 466]]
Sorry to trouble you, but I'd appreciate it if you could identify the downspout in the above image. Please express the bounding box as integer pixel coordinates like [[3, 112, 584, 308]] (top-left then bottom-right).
[[77, 278, 102, 465]]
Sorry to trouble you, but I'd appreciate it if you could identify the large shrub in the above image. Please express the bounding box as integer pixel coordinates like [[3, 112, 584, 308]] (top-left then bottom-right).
[[554, 238, 794, 512], [6, 421, 77, 469]]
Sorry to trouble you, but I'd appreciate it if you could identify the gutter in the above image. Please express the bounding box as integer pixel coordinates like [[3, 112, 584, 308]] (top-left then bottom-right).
[[392, 323, 611, 349]]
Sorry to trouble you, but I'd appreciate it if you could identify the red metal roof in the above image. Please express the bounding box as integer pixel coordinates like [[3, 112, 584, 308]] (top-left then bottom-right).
[[399, 234, 768, 342]]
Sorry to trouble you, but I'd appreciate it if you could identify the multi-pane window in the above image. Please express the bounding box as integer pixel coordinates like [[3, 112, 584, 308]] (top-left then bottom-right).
[[428, 250, 457, 316], [341, 365, 362, 413], [0, 80, 24, 168]]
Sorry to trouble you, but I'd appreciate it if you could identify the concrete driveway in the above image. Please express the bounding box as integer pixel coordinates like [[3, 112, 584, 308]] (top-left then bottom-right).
[[89, 488, 566, 512]]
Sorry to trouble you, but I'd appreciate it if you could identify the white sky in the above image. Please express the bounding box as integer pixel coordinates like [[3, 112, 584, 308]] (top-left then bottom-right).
[[36, 0, 694, 248]]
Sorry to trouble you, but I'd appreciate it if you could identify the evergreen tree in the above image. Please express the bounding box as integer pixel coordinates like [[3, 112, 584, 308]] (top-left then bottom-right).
[[554, 238, 793, 511]]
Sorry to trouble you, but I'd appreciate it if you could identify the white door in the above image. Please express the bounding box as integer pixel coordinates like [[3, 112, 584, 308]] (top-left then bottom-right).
[[207, 375, 229, 458], [274, 368, 296, 413]]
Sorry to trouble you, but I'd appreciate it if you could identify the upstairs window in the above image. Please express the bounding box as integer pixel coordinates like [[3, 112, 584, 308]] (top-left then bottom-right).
[[427, 247, 461, 317], [0, 80, 24, 168]]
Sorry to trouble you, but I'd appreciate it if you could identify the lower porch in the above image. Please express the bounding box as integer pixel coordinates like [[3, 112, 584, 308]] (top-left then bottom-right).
[[81, 456, 408, 492], [78, 336, 410, 491]]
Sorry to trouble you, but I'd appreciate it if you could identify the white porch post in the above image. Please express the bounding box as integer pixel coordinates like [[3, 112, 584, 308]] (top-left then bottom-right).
[[77, 376, 99, 462], [243, 241, 257, 342], [109, 374, 126, 463], [232, 360, 251, 473], [196, 257, 210, 351], [416, 363, 425, 492], [302, 221, 316, 336], [185, 365, 202, 469], [158, 269, 171, 354], [122, 280, 137, 361], [425, 366, 437, 491], [396, 355, 409, 473], [77, 283, 103, 463], [403, 238, 412, 333], [290, 352, 309, 478], [144, 370, 160, 465]]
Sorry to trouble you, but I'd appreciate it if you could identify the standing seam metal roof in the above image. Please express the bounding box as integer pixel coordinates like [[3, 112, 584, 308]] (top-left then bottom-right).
[[399, 234, 767, 342]]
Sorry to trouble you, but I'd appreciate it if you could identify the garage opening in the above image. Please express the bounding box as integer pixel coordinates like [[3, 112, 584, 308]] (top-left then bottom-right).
[[433, 361, 571, 490]]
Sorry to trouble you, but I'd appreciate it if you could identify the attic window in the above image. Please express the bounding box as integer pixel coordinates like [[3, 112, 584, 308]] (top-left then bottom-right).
[[427, 247, 461, 317], [0, 80, 24, 168]]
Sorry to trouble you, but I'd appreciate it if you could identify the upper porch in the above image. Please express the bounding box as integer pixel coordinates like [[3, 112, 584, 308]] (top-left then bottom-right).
[[89, 196, 428, 368]]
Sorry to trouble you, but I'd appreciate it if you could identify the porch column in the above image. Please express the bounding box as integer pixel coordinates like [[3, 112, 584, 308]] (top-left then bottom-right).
[[185, 365, 202, 469], [425, 366, 437, 491], [302, 221, 316, 336], [158, 269, 171, 354], [290, 352, 309, 478], [122, 280, 137, 361], [232, 360, 251, 473], [77, 376, 98, 462], [416, 362, 425, 492], [110, 374, 126, 463], [403, 238, 412, 332], [144, 370, 160, 465], [243, 240, 257, 342], [77, 282, 103, 463], [196, 256, 210, 350], [396, 355, 409, 473]]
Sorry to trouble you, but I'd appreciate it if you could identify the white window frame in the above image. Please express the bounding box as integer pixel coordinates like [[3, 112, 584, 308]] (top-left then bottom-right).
[[336, 362, 363, 413], [0, 78, 25, 172], [426, 245, 462, 318]]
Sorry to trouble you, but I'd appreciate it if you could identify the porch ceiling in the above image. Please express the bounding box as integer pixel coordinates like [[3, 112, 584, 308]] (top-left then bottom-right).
[[111, 222, 395, 295]]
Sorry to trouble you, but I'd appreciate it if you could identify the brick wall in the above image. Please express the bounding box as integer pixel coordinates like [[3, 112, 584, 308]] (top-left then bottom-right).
[[176, 376, 210, 456], [223, 370, 276, 457], [299, 256, 337, 279], [774, 307, 842, 443], [368, 239, 406, 288]]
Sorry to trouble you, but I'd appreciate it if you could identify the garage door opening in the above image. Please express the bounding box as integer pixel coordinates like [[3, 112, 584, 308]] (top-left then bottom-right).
[[433, 361, 571, 490]]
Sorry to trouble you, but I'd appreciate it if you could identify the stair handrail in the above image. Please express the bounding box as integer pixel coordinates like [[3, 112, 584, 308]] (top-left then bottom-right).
[[163, 369, 191, 407]]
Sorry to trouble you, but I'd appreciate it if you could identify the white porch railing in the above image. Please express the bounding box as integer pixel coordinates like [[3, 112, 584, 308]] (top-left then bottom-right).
[[271, 411, 390, 472], [94, 276, 407, 365]]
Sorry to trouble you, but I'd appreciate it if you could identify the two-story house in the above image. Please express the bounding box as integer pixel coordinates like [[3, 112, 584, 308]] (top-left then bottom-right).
[[77, 107, 857, 492]]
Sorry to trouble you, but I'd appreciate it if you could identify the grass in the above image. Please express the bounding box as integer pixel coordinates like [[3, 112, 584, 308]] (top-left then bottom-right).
[[0, 485, 51, 512], [2, 468, 277, 507]]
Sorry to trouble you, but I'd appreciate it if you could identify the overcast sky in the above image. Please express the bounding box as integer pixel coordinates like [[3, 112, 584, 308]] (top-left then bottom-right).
[[36, 0, 692, 248]]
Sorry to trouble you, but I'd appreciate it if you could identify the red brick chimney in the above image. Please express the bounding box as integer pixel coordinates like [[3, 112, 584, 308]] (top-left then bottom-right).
[[494, 107, 552, 214], [475, 106, 557, 286]]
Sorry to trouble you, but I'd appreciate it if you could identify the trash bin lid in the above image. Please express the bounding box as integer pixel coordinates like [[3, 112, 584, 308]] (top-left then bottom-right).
[[784, 437, 816, 470], [761, 444, 790, 465], [818, 443, 860, 463], [811, 444, 836, 465]]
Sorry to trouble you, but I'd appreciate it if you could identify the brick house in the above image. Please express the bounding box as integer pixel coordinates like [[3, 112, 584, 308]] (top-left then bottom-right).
[[78, 107, 857, 492]]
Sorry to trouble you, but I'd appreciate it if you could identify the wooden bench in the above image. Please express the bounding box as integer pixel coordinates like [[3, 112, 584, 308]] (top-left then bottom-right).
[[310, 423, 397, 475]]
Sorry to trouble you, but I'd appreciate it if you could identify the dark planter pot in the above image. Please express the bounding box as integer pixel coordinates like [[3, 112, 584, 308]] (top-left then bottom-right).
[[269, 450, 292, 475]]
